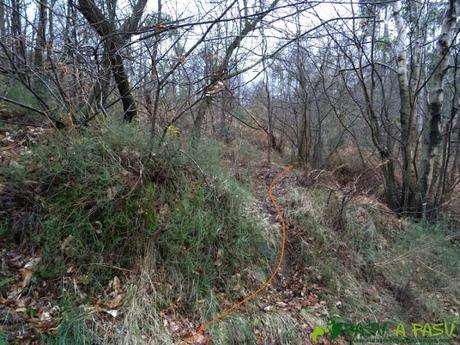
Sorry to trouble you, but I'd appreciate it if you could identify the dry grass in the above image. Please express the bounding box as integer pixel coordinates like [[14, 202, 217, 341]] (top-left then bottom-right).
[[112, 252, 175, 345], [278, 181, 460, 324]]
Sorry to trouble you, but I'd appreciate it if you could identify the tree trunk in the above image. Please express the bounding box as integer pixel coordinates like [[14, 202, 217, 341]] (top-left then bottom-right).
[[46, 0, 55, 61], [295, 35, 311, 166], [453, 111, 460, 177], [11, 0, 26, 74], [264, 70, 273, 164], [381, 152, 399, 210], [108, 40, 137, 122], [77, 0, 147, 122], [0, 0, 6, 39], [192, 96, 211, 141], [392, 0, 418, 213], [298, 102, 310, 166], [192, 0, 280, 140], [34, 0, 47, 68], [418, 0, 457, 213]]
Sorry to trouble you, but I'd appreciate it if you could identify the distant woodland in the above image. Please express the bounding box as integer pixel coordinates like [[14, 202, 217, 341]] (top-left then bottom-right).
[[0, 0, 459, 217]]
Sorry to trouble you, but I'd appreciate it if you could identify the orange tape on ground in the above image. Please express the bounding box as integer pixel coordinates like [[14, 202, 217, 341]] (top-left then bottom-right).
[[180, 165, 294, 345]]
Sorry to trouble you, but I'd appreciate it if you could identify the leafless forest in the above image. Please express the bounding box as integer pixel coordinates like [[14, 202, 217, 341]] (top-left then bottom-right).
[[0, 0, 459, 344]]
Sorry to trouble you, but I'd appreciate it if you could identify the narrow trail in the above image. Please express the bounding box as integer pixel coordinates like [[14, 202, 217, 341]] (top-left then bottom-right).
[[180, 165, 294, 345]]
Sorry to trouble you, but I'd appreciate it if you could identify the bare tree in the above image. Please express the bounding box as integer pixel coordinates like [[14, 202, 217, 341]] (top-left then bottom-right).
[[77, 0, 148, 121]]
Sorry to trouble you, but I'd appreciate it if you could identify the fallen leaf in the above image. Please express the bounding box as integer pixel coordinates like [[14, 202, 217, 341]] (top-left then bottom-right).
[[0, 143, 16, 151], [113, 276, 121, 293], [107, 293, 124, 309], [40, 311, 52, 322], [19, 268, 33, 288], [105, 309, 118, 318], [60, 235, 77, 257], [183, 330, 210, 345], [23, 257, 41, 270], [214, 248, 224, 266]]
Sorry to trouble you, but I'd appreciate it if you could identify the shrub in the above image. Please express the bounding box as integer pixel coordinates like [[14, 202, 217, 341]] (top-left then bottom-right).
[[0, 120, 271, 304]]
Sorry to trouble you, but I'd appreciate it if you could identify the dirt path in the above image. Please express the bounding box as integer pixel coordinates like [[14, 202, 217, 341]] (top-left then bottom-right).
[[181, 165, 297, 345], [251, 164, 324, 339]]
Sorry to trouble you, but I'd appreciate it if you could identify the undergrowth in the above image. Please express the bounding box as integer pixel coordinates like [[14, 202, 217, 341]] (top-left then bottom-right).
[[4, 120, 458, 344], [0, 76, 42, 115], [0, 120, 274, 343], [281, 186, 460, 323], [44, 298, 96, 345], [377, 219, 460, 320]]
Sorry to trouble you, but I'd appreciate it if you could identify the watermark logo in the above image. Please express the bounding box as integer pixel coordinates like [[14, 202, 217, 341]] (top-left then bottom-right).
[[310, 320, 458, 344]]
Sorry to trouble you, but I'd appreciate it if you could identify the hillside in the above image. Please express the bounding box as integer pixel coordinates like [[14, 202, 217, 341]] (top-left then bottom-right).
[[0, 121, 459, 344]]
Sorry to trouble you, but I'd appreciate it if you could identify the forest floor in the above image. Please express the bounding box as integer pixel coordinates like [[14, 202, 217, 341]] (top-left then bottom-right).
[[0, 119, 459, 345], [0, 154, 329, 345]]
